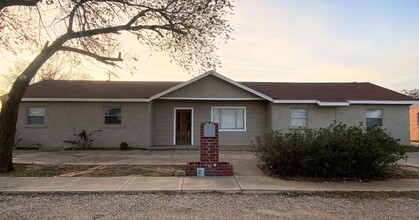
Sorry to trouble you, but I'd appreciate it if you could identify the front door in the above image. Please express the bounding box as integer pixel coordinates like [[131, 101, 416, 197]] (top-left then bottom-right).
[[176, 109, 192, 145]]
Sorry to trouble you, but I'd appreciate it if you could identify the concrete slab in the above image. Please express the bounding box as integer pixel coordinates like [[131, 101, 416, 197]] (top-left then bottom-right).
[[237, 176, 419, 193], [4, 177, 80, 192], [122, 177, 183, 192], [235, 176, 284, 193], [182, 176, 241, 193], [60, 176, 132, 192], [398, 152, 419, 168], [0, 177, 31, 189]]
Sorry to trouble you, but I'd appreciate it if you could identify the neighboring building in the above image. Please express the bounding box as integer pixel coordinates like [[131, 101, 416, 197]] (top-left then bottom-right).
[[16, 71, 418, 148], [410, 105, 419, 142]]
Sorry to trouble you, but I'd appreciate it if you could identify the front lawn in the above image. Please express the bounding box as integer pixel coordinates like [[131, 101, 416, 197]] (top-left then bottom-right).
[[0, 164, 185, 177]]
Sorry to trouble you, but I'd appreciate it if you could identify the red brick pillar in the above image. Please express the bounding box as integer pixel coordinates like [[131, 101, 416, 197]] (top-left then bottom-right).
[[200, 122, 219, 164]]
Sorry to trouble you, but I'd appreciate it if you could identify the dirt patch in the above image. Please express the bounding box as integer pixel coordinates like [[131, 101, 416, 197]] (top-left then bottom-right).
[[0, 164, 185, 177]]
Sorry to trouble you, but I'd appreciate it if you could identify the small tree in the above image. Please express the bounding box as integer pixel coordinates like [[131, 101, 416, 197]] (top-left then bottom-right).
[[0, 0, 233, 172], [401, 89, 419, 99]]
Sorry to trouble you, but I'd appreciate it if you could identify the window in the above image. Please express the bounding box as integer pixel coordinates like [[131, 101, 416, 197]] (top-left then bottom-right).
[[27, 107, 45, 125], [104, 107, 121, 125], [366, 109, 382, 127], [212, 107, 246, 131], [290, 109, 308, 127]]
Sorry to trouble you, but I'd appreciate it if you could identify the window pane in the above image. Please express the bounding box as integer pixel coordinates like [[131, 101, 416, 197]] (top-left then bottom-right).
[[212, 108, 245, 130], [105, 107, 121, 124], [28, 107, 45, 116], [291, 118, 307, 127], [366, 109, 382, 118], [213, 109, 220, 124], [366, 118, 382, 127], [28, 116, 44, 125], [105, 116, 121, 124], [291, 109, 307, 117], [105, 108, 121, 116], [236, 109, 244, 129], [220, 109, 236, 129]]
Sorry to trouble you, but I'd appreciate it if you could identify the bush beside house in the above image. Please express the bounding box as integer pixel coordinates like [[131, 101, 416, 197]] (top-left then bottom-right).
[[254, 123, 406, 179]]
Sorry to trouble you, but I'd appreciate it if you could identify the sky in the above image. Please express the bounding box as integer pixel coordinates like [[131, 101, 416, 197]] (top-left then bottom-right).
[[2, 0, 419, 92]]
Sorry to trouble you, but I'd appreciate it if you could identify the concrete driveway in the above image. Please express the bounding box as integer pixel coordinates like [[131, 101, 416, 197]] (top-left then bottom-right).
[[13, 150, 264, 176]]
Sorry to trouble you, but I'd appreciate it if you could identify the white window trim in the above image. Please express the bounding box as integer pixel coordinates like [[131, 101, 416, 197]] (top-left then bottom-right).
[[26, 106, 46, 127], [211, 106, 247, 131], [173, 107, 194, 145], [366, 108, 383, 127], [290, 108, 308, 128], [104, 106, 122, 125]]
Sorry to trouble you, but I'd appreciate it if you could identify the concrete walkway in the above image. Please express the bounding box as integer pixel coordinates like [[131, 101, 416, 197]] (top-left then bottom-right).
[[6, 150, 419, 194], [1, 176, 418, 194]]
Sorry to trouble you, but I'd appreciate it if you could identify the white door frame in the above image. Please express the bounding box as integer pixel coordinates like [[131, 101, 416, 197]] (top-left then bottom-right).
[[173, 107, 194, 145]]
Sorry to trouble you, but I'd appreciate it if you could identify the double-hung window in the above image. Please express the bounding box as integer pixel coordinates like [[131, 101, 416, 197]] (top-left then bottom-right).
[[212, 107, 246, 131], [27, 107, 45, 125], [366, 109, 382, 127], [104, 107, 121, 125], [290, 109, 308, 127]]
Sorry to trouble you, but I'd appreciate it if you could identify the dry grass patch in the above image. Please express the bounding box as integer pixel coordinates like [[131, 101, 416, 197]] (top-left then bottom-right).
[[0, 164, 185, 177]]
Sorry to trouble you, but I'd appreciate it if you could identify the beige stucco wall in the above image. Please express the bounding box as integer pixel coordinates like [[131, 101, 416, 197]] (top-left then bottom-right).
[[270, 104, 336, 131], [269, 104, 411, 145], [163, 75, 260, 99], [16, 102, 152, 148], [152, 100, 267, 146]]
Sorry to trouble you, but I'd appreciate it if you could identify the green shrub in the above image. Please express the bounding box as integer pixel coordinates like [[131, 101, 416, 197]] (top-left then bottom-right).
[[253, 123, 406, 179], [120, 142, 129, 150]]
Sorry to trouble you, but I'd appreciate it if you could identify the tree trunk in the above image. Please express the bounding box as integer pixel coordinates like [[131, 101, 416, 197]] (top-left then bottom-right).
[[0, 38, 67, 172], [0, 99, 20, 172]]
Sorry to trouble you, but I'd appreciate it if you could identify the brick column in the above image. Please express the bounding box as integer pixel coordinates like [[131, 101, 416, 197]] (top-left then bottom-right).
[[200, 122, 219, 164]]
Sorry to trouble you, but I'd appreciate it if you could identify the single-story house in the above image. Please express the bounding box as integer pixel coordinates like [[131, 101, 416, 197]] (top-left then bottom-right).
[[16, 71, 418, 148], [410, 105, 419, 142]]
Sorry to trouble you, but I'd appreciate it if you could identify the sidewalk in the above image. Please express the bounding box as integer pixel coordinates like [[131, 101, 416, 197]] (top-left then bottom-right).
[[1, 176, 418, 194], [6, 150, 419, 194]]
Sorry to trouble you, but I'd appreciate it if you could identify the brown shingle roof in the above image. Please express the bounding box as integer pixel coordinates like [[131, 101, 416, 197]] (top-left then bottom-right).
[[240, 82, 415, 102], [24, 80, 180, 99], [23, 79, 415, 102]]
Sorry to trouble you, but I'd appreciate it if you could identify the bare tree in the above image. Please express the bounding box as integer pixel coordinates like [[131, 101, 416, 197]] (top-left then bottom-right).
[[401, 89, 419, 99], [0, 0, 233, 172], [2, 55, 90, 91]]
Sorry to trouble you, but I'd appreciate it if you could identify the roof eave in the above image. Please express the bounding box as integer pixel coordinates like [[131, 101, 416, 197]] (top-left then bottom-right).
[[21, 98, 149, 102]]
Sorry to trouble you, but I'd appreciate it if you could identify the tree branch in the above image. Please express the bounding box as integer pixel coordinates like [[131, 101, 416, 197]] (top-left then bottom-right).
[[0, 0, 41, 12], [68, 23, 186, 41], [59, 46, 122, 66], [126, 8, 151, 27], [67, 1, 84, 33]]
